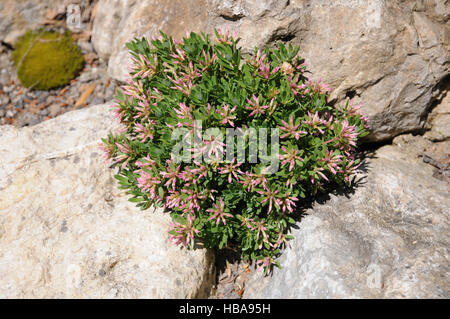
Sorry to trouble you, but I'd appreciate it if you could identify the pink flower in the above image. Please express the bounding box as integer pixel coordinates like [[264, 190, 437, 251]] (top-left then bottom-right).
[[191, 163, 208, 182], [111, 102, 126, 122], [215, 27, 237, 45], [180, 61, 202, 81], [324, 120, 359, 149], [169, 48, 186, 64], [165, 190, 185, 210], [256, 256, 277, 274], [272, 232, 291, 249], [160, 160, 181, 190], [200, 49, 217, 71], [303, 111, 327, 134], [134, 121, 155, 142], [99, 142, 114, 163], [136, 169, 161, 200], [207, 135, 227, 158], [174, 102, 193, 120], [170, 77, 195, 96], [121, 79, 145, 101], [217, 104, 237, 127], [218, 158, 243, 183], [279, 115, 307, 140], [267, 98, 277, 116], [279, 146, 304, 171], [257, 187, 280, 214], [207, 198, 233, 225], [313, 167, 329, 182], [168, 214, 200, 246], [239, 171, 256, 191], [239, 215, 256, 230], [133, 99, 150, 120], [245, 95, 269, 117], [181, 188, 206, 211], [254, 219, 270, 249], [250, 172, 268, 190], [342, 159, 361, 184], [248, 49, 266, 68], [279, 194, 298, 214], [113, 142, 132, 169], [306, 79, 332, 94], [131, 53, 158, 79], [259, 61, 280, 80], [319, 150, 343, 175], [287, 74, 304, 96], [178, 167, 197, 187], [135, 155, 157, 168]]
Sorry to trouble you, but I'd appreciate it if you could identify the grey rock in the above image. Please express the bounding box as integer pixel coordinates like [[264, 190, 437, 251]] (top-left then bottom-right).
[[14, 112, 40, 127], [39, 108, 50, 117], [0, 0, 67, 44], [91, 96, 105, 105], [78, 70, 99, 83], [0, 103, 215, 298], [425, 92, 450, 142], [12, 95, 24, 109], [5, 109, 15, 117], [78, 40, 94, 54], [244, 144, 450, 299], [48, 104, 61, 118]]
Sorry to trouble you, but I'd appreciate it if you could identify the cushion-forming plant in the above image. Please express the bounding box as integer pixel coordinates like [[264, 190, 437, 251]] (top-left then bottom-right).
[[101, 30, 368, 274]]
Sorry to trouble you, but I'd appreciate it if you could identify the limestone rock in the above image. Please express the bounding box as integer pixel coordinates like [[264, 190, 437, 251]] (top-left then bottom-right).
[[0, 103, 215, 298], [425, 91, 450, 142], [243, 143, 450, 299], [91, 0, 210, 81], [91, 0, 449, 142], [0, 0, 67, 44]]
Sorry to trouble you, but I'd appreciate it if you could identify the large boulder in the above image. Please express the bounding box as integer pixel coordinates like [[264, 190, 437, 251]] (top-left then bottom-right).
[[243, 142, 450, 299], [91, 0, 449, 142], [0, 103, 215, 298]]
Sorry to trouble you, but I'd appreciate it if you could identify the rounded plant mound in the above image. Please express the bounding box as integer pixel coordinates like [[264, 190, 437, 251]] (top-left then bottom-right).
[[12, 29, 84, 90], [102, 30, 368, 273]]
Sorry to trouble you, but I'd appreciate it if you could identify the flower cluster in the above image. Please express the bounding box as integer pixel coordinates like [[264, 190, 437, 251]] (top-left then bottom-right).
[[101, 30, 368, 274]]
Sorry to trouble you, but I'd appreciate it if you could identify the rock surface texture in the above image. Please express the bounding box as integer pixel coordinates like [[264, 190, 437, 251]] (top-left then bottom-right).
[[425, 90, 450, 142], [0, 0, 67, 44], [0, 103, 215, 298], [243, 143, 450, 298], [91, 0, 449, 142]]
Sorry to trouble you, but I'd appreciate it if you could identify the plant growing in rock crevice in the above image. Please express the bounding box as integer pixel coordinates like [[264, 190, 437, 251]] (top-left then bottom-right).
[[101, 29, 368, 274]]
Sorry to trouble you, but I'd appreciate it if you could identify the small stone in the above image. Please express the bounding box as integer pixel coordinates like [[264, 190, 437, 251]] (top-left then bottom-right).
[[5, 110, 15, 117], [39, 108, 50, 117], [48, 104, 61, 117], [78, 41, 93, 53]]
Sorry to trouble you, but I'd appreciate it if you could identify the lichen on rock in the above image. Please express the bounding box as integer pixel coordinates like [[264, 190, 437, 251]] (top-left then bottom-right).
[[11, 29, 84, 90]]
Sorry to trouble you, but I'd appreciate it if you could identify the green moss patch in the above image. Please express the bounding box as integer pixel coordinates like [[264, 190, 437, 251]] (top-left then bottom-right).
[[12, 30, 84, 90]]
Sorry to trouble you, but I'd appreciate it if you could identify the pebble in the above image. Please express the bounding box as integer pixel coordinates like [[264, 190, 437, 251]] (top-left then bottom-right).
[[78, 41, 94, 54], [12, 96, 24, 109], [6, 110, 16, 117], [48, 104, 62, 118], [3, 85, 13, 93], [39, 108, 50, 117]]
